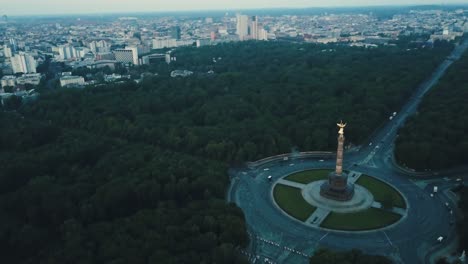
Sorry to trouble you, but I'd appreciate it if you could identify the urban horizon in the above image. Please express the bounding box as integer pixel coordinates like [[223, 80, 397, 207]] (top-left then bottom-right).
[[3, 2, 468, 17]]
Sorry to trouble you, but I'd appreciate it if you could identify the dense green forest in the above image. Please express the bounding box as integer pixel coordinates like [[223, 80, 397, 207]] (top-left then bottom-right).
[[26, 41, 452, 162], [0, 40, 452, 263], [395, 50, 468, 170]]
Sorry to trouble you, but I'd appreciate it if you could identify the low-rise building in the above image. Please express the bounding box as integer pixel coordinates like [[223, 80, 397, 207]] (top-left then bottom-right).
[[60, 75, 85, 88], [16, 73, 42, 86], [170, 70, 193, 78], [1, 75, 16, 88]]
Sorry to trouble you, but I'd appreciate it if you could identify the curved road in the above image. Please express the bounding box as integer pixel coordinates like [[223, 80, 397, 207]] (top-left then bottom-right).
[[228, 38, 468, 264]]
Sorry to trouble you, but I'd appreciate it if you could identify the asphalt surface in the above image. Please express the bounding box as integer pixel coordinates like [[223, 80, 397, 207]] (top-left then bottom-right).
[[228, 38, 468, 264]]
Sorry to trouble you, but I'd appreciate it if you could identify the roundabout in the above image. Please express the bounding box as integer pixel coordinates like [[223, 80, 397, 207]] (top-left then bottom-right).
[[272, 169, 406, 231]]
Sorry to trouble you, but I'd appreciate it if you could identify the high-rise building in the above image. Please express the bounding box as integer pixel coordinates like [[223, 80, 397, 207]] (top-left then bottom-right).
[[236, 14, 249, 41], [3, 45, 12, 58], [11, 52, 37, 74], [114, 46, 139, 65], [9, 38, 17, 52], [251, 16, 259, 40], [169, 26, 181, 40], [58, 45, 76, 60], [258, 28, 269, 41], [89, 40, 111, 53]]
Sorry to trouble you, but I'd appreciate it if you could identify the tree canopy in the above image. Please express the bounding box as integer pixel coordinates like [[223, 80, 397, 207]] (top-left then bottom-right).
[[395, 50, 468, 170]]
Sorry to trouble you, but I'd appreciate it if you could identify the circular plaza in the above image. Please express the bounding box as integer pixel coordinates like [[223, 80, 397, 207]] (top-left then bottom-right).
[[272, 169, 407, 231]]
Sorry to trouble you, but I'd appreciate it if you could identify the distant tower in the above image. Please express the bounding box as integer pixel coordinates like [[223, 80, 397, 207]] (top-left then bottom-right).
[[320, 121, 355, 201], [251, 16, 259, 40], [236, 14, 249, 41], [170, 26, 181, 40]]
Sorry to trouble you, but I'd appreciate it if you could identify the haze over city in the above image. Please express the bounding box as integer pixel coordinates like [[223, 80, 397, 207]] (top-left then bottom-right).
[[1, 0, 467, 15]]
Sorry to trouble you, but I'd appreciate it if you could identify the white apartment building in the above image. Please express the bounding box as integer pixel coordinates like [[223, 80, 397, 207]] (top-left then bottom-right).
[[60, 76, 85, 87], [11, 52, 37, 74], [152, 37, 178, 49]]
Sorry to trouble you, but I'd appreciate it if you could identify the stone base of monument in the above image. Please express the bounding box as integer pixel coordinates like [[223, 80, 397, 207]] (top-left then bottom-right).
[[320, 172, 355, 201], [302, 180, 374, 213]]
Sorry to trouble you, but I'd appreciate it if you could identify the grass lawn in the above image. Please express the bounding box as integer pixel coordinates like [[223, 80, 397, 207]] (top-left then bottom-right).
[[285, 169, 332, 184], [320, 208, 401, 231], [356, 175, 406, 209], [273, 184, 316, 221]]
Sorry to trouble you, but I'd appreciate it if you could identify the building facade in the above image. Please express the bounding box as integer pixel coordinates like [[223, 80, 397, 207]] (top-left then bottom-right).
[[60, 76, 85, 87], [152, 37, 178, 49], [114, 47, 139, 65], [236, 14, 249, 41], [11, 52, 37, 74]]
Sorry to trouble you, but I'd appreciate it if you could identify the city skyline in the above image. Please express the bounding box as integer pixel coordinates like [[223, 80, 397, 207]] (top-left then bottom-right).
[[1, 0, 467, 16]]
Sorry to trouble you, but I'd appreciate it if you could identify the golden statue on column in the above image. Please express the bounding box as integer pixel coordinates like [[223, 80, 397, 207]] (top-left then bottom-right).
[[337, 121, 346, 135], [320, 121, 354, 201]]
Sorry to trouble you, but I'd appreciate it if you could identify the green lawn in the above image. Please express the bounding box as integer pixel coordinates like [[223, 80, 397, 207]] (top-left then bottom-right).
[[285, 169, 332, 184], [356, 175, 406, 209], [320, 208, 401, 231], [273, 184, 316, 221]]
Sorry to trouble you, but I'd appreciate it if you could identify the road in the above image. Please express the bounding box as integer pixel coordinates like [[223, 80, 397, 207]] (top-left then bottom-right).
[[228, 38, 468, 264]]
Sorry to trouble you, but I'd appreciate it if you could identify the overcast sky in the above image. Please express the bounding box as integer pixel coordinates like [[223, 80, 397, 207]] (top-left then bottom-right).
[[1, 0, 465, 15]]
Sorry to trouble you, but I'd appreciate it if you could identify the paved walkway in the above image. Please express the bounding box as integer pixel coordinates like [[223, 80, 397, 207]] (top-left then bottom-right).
[[348, 171, 362, 183], [277, 179, 306, 189], [306, 208, 330, 227]]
